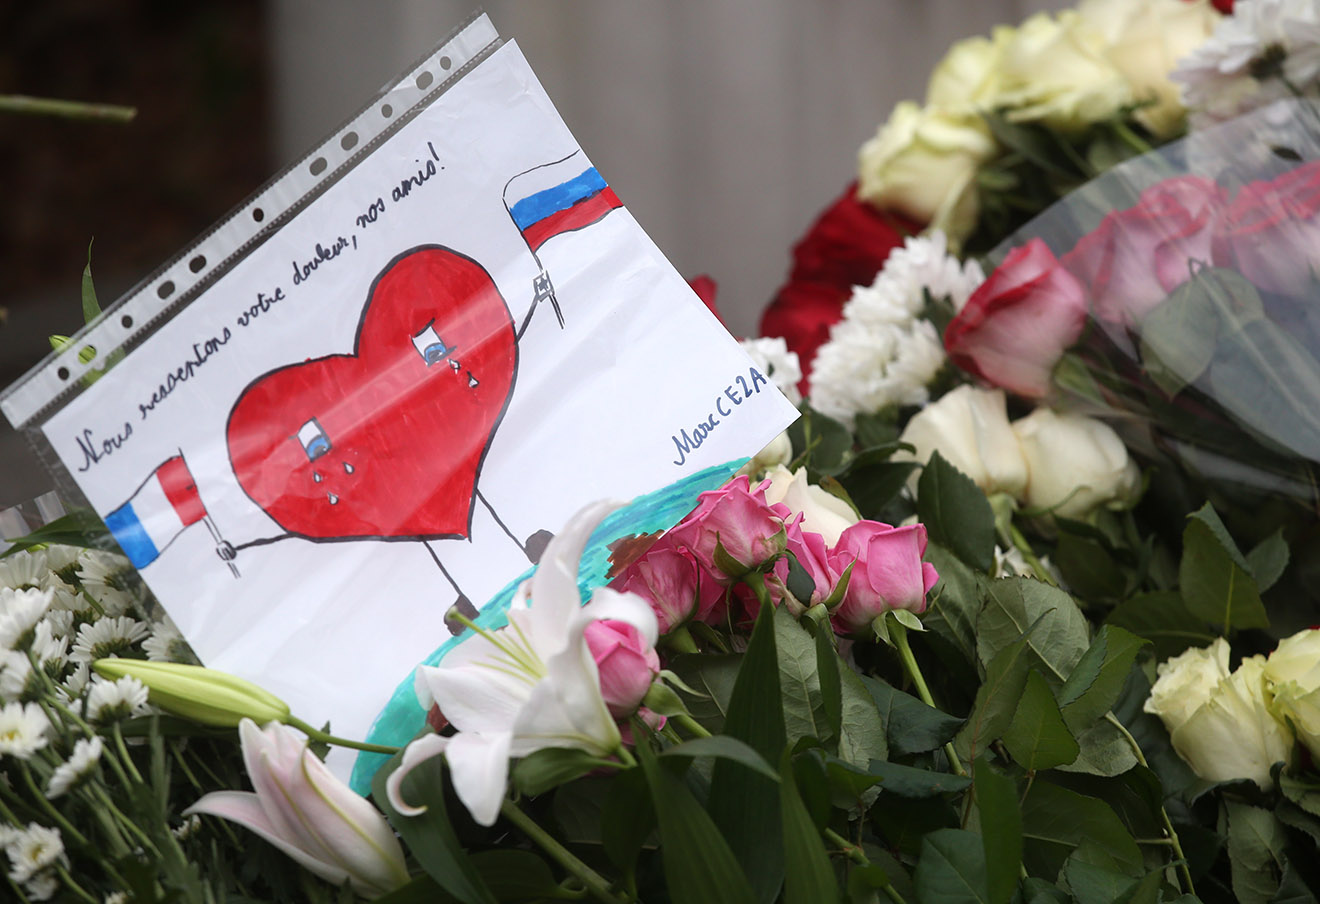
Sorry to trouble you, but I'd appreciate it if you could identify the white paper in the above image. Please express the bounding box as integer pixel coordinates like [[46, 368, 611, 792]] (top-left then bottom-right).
[[39, 41, 798, 761]]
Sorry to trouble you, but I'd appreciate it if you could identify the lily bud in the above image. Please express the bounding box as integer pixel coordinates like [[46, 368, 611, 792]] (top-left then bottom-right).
[[92, 659, 289, 727]]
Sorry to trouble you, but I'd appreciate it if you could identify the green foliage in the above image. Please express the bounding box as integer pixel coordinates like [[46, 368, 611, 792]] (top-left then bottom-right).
[[918, 451, 996, 573]]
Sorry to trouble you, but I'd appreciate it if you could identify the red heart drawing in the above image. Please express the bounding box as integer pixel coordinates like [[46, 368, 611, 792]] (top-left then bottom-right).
[[227, 245, 517, 540]]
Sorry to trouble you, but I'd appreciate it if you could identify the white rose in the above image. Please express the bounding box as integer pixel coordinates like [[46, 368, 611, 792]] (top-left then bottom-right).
[[926, 32, 1010, 112], [1143, 637, 1232, 735], [1264, 628, 1320, 761], [759, 465, 858, 547], [1011, 408, 1139, 520], [995, 12, 1133, 132], [892, 385, 1028, 499], [737, 432, 793, 479], [1076, 0, 1219, 138], [857, 101, 997, 245], [1159, 653, 1293, 790]]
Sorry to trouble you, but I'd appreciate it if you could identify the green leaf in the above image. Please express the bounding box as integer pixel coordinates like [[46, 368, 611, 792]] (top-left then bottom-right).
[[974, 761, 1022, 904], [977, 578, 1090, 688], [789, 405, 853, 476], [869, 760, 972, 798], [854, 412, 901, 450], [511, 748, 602, 796], [955, 614, 1045, 763], [82, 239, 102, 324], [1138, 276, 1221, 397], [1054, 533, 1126, 602], [1226, 800, 1285, 904], [918, 451, 996, 573], [1058, 626, 1149, 733], [837, 658, 889, 769], [863, 676, 963, 756], [839, 458, 920, 520], [1003, 670, 1080, 772], [815, 621, 843, 748], [637, 731, 757, 904], [1246, 529, 1290, 593], [1272, 858, 1319, 904], [1056, 718, 1138, 777], [470, 850, 575, 901], [668, 653, 741, 732], [1020, 781, 1142, 879], [779, 752, 839, 904], [372, 754, 498, 904], [1062, 851, 1138, 904], [776, 606, 828, 745], [913, 828, 990, 904], [0, 510, 109, 558], [922, 543, 985, 666], [786, 553, 818, 608], [660, 736, 781, 782], [600, 768, 655, 877], [709, 602, 787, 904], [374, 875, 461, 904], [1105, 592, 1217, 660], [1180, 508, 1269, 631]]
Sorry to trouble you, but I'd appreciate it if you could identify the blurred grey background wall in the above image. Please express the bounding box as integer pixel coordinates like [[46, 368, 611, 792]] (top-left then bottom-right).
[[1, 0, 1053, 513]]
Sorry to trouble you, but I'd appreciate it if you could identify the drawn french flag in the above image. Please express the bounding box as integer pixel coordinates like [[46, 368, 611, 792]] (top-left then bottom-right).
[[503, 150, 623, 252], [104, 455, 207, 568]]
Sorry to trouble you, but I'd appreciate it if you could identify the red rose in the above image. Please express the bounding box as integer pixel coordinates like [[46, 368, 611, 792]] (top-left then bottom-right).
[[945, 238, 1086, 399], [1063, 176, 1225, 327], [760, 183, 920, 392], [1212, 160, 1320, 298]]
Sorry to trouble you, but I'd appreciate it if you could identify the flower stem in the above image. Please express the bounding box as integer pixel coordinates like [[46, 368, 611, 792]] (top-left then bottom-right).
[[287, 717, 401, 755], [890, 622, 965, 777], [664, 625, 699, 655], [54, 865, 99, 904], [500, 800, 631, 904], [672, 712, 712, 739], [111, 722, 144, 785], [17, 762, 91, 848], [824, 828, 907, 904], [1008, 522, 1057, 587], [0, 93, 136, 122], [1105, 714, 1194, 896]]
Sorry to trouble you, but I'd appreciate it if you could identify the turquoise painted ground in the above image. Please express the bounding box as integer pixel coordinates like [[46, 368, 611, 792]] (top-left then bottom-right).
[[349, 460, 744, 794]]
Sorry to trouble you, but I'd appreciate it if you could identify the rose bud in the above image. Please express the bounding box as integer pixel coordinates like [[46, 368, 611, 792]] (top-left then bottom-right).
[[1263, 628, 1320, 762], [945, 238, 1087, 399], [1212, 160, 1320, 298], [610, 538, 724, 635], [759, 465, 859, 547], [828, 520, 939, 637], [665, 475, 786, 583], [1011, 407, 1140, 519], [892, 384, 1029, 500], [584, 619, 661, 719]]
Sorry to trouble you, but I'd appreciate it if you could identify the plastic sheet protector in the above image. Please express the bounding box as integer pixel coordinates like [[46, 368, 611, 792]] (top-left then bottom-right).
[[1, 14, 799, 775]]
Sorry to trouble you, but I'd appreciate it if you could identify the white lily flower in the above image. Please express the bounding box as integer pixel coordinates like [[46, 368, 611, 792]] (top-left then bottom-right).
[[388, 500, 658, 827]]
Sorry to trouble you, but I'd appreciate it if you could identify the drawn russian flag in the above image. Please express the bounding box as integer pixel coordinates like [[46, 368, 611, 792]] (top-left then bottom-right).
[[104, 455, 207, 568], [504, 151, 623, 252]]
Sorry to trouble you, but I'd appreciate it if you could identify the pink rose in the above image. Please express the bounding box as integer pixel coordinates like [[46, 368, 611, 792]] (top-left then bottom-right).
[[1212, 160, 1320, 298], [584, 619, 661, 719], [1063, 176, 1225, 325], [739, 515, 842, 622], [944, 238, 1087, 399], [828, 520, 939, 637], [665, 475, 786, 583], [610, 537, 726, 634]]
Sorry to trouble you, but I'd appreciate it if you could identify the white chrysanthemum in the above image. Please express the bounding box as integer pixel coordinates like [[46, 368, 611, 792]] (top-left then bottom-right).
[[808, 232, 984, 427], [46, 736, 104, 798], [29, 622, 67, 668], [39, 611, 75, 640], [3, 822, 65, 883], [171, 814, 201, 841], [76, 550, 139, 617], [69, 616, 150, 663], [739, 337, 804, 405], [41, 545, 82, 577], [0, 651, 35, 703], [39, 574, 86, 615], [0, 550, 50, 591], [0, 588, 54, 651], [0, 702, 50, 759], [62, 663, 91, 699], [142, 616, 192, 663], [85, 675, 149, 723], [1172, 0, 1320, 126], [23, 873, 59, 902]]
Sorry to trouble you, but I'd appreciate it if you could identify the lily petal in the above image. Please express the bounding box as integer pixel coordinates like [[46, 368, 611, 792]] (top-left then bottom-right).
[[526, 500, 622, 645], [386, 733, 450, 817], [446, 730, 514, 827]]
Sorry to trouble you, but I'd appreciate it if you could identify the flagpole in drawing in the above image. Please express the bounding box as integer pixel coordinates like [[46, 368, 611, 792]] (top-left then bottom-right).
[[502, 149, 623, 336], [103, 451, 239, 578]]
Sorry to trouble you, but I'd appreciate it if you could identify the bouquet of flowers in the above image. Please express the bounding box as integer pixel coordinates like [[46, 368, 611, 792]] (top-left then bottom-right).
[[13, 0, 1320, 902]]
